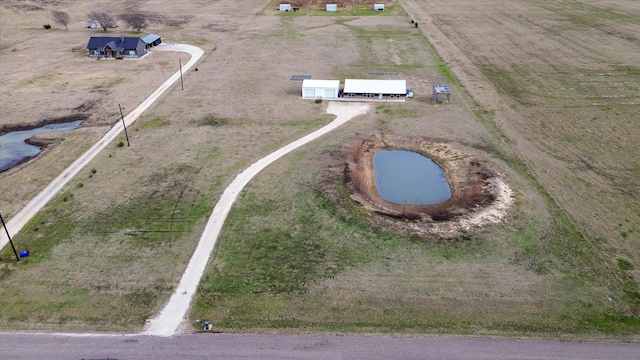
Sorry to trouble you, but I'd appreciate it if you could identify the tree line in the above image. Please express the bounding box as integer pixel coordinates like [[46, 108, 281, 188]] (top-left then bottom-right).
[[49, 10, 148, 32]]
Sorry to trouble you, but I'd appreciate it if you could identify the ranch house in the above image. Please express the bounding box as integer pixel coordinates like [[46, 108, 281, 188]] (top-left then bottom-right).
[[87, 36, 147, 59]]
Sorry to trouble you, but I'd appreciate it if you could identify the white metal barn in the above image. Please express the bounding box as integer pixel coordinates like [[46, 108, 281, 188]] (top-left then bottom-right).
[[279, 4, 291, 11], [301, 79, 340, 99], [373, 4, 385, 11], [343, 79, 407, 100], [326, 4, 338, 11]]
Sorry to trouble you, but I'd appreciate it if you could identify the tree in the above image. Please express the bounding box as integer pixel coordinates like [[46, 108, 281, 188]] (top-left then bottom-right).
[[89, 11, 117, 32], [51, 10, 70, 30], [120, 14, 147, 33]]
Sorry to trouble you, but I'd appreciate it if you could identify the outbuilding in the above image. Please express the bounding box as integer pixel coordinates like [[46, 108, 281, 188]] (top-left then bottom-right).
[[343, 79, 407, 100], [140, 33, 162, 49], [326, 4, 337, 11], [301, 79, 340, 99], [373, 4, 385, 11], [432, 84, 451, 103], [279, 4, 291, 11]]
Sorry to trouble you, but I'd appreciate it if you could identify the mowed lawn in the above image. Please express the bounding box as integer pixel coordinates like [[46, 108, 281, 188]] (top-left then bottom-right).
[[1, 0, 639, 339]]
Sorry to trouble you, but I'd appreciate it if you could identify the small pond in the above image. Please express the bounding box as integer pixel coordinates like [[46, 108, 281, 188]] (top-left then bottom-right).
[[0, 120, 84, 172], [374, 149, 452, 205]]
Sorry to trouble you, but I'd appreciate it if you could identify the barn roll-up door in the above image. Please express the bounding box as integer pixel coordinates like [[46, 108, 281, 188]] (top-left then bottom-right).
[[325, 89, 336, 98]]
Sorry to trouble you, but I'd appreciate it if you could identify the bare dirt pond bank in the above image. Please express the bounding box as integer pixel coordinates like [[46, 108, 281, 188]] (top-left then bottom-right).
[[329, 133, 513, 237]]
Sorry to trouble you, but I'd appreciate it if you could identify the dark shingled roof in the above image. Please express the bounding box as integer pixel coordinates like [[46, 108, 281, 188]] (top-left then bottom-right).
[[87, 36, 142, 51]]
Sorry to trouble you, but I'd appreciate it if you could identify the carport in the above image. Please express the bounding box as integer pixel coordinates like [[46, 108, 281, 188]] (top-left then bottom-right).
[[343, 79, 407, 101]]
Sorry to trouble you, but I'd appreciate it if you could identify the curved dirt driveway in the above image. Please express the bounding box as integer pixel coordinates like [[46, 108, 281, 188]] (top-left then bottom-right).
[[144, 101, 371, 336], [0, 44, 204, 250]]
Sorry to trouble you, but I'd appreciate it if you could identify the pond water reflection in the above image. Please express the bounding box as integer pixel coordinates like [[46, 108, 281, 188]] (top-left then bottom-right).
[[374, 149, 452, 205], [0, 120, 84, 172]]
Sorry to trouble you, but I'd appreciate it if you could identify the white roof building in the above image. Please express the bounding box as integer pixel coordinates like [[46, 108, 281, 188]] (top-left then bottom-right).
[[343, 79, 407, 95], [301, 79, 340, 99]]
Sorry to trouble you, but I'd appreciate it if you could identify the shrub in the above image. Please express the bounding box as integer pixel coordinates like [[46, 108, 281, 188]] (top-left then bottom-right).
[[43, 24, 51, 29], [197, 115, 229, 126], [618, 259, 634, 271]]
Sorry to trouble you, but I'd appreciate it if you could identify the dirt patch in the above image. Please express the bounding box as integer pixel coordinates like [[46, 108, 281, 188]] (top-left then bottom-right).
[[0, 2, 43, 13], [145, 14, 193, 28], [329, 133, 513, 237]]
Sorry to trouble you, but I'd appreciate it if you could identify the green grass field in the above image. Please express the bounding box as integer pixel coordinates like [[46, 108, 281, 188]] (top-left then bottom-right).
[[191, 130, 639, 338]]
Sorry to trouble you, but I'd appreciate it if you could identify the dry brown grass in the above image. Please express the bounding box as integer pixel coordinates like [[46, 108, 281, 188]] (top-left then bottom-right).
[[401, 0, 640, 282], [3, 0, 442, 332], [2, 0, 637, 337]]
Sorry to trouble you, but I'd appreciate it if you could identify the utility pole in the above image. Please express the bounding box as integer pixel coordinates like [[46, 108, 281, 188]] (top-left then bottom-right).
[[179, 57, 184, 91], [0, 213, 20, 262], [119, 104, 130, 147]]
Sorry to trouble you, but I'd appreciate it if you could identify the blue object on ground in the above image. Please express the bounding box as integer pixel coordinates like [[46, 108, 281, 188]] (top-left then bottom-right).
[[19, 249, 29, 258]]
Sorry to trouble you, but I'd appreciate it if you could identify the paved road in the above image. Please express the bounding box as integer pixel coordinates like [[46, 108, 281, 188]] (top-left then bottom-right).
[[144, 102, 371, 336], [0, 44, 204, 251], [1, 332, 638, 359]]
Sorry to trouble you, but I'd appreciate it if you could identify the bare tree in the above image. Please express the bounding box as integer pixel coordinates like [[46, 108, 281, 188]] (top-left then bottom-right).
[[89, 11, 117, 32], [120, 14, 147, 33], [51, 10, 70, 30]]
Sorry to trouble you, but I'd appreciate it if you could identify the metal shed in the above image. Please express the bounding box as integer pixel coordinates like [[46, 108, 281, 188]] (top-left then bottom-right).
[[140, 33, 162, 49], [343, 79, 407, 100], [279, 4, 291, 11], [373, 4, 385, 11], [302, 79, 340, 99], [326, 4, 337, 11], [432, 84, 451, 103]]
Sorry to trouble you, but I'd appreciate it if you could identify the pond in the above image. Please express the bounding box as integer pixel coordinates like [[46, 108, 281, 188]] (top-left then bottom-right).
[[0, 120, 84, 172], [373, 149, 452, 205]]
